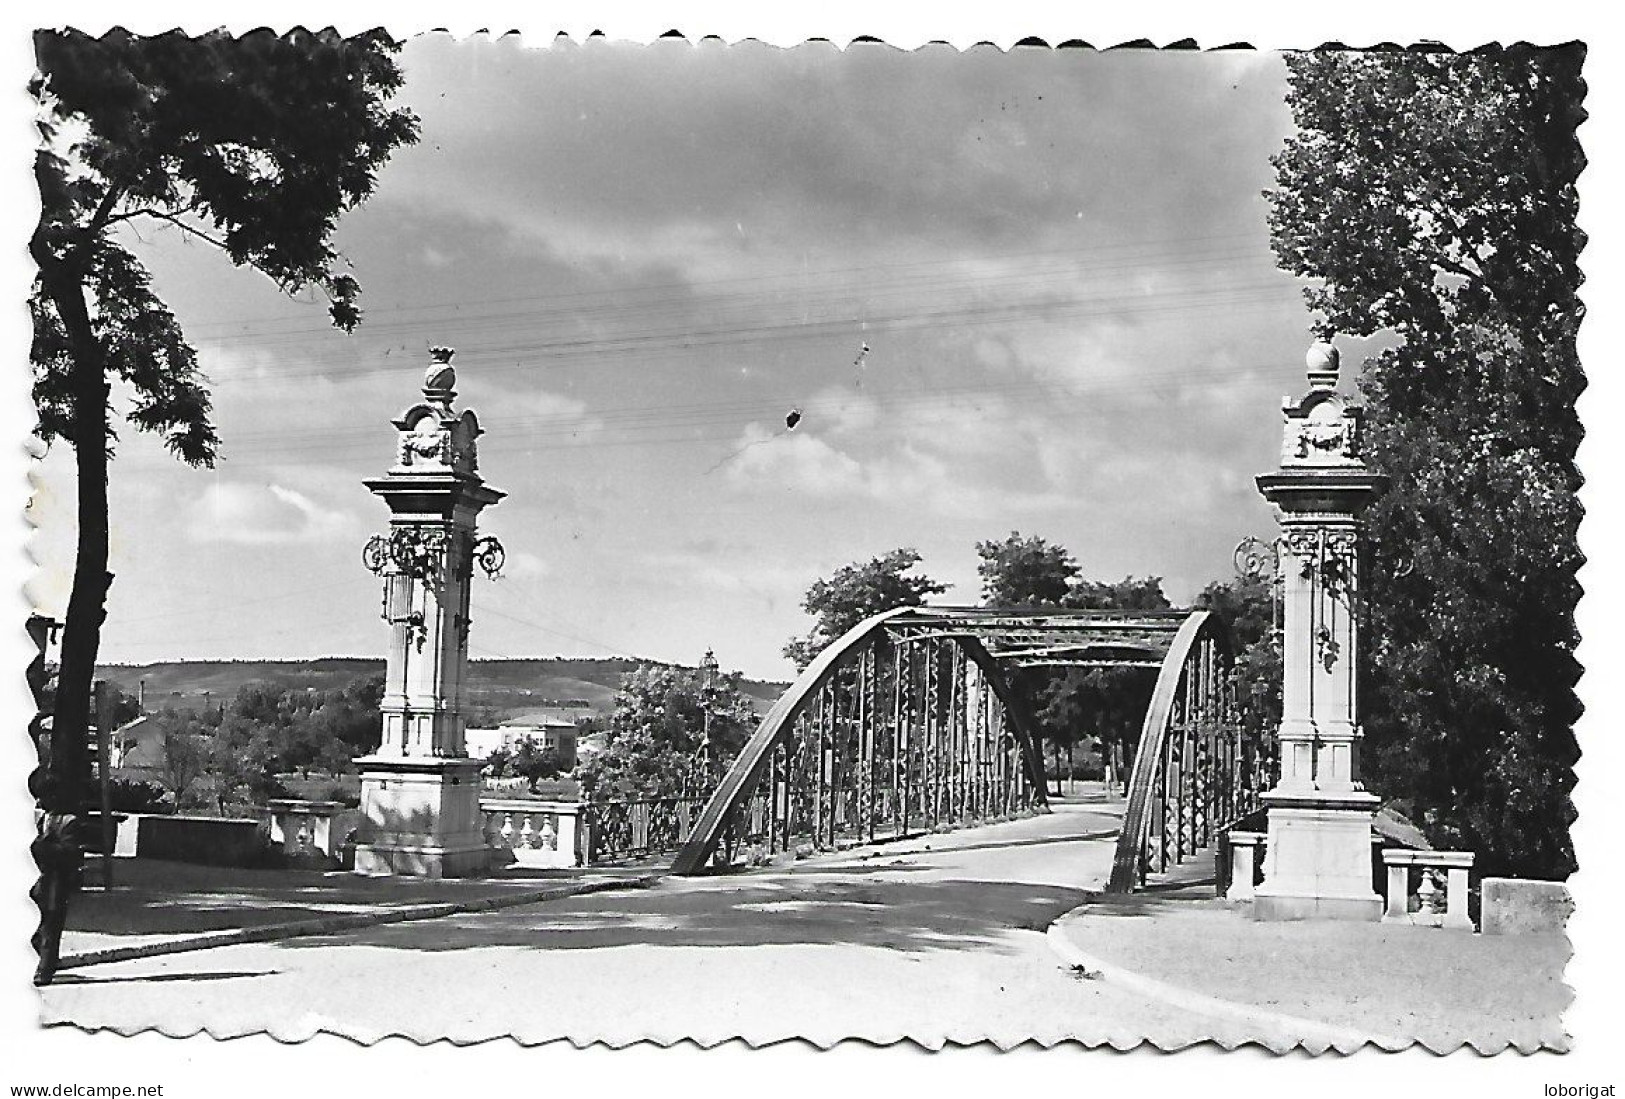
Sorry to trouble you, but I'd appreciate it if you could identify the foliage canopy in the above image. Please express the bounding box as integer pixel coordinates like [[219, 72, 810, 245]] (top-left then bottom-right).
[[31, 27, 419, 462], [782, 548, 947, 670], [28, 29, 418, 827], [579, 664, 759, 800], [1267, 48, 1584, 878]]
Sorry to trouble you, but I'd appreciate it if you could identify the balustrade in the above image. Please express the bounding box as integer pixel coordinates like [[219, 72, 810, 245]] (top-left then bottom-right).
[[1382, 849, 1475, 930], [265, 799, 360, 866], [480, 798, 583, 869]]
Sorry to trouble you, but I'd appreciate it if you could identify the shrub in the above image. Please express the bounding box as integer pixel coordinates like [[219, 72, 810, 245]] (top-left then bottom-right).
[[106, 778, 172, 814], [313, 779, 360, 807]]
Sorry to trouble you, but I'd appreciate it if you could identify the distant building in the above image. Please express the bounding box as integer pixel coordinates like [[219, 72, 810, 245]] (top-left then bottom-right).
[[465, 717, 578, 770], [108, 716, 163, 776]]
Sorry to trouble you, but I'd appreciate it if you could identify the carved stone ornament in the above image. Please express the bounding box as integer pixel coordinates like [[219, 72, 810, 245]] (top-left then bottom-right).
[[362, 526, 449, 581], [1280, 341, 1364, 468], [1282, 527, 1359, 599], [401, 411, 450, 466]]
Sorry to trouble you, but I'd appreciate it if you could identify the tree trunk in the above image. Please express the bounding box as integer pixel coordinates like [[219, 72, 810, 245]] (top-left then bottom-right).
[[32, 263, 112, 985]]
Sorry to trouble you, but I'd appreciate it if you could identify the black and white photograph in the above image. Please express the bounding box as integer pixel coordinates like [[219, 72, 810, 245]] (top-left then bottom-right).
[[7, 3, 1622, 1092]]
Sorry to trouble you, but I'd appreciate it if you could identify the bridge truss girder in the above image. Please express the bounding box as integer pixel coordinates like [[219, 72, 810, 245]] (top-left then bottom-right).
[[671, 606, 1268, 888]]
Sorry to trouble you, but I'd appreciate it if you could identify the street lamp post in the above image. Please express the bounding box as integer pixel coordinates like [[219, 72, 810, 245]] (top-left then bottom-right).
[[1251, 341, 1386, 921], [698, 649, 720, 791]]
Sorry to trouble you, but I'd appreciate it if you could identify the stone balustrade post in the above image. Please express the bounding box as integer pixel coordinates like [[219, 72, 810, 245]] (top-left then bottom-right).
[[1384, 851, 1411, 921], [1440, 854, 1475, 931], [1227, 831, 1265, 902], [572, 806, 590, 865]]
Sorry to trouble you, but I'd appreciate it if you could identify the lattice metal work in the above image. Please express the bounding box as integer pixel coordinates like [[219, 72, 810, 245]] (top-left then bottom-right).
[[673, 605, 1265, 886], [1106, 610, 1263, 892], [672, 610, 1050, 874]]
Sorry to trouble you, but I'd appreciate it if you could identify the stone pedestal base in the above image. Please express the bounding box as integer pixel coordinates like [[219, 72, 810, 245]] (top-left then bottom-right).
[[352, 755, 489, 878], [1253, 795, 1381, 922]]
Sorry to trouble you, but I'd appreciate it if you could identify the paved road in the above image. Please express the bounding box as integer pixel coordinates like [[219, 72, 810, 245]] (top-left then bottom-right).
[[40, 798, 1249, 1047]]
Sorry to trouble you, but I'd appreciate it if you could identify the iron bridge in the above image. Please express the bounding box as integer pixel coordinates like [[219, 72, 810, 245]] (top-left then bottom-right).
[[670, 606, 1272, 891]]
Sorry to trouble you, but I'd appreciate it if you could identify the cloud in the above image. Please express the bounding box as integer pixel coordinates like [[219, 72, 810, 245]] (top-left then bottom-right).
[[194, 343, 282, 385], [721, 412, 1071, 519], [384, 39, 1292, 287], [187, 482, 355, 545], [525, 390, 590, 420], [724, 423, 866, 496], [504, 549, 551, 579]]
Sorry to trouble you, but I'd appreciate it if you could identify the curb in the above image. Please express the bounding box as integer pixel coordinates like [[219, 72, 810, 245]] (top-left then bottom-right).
[[1045, 905, 1410, 1052], [57, 873, 662, 972]]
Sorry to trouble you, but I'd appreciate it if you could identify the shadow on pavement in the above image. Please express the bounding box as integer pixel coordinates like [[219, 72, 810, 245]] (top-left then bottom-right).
[[64, 858, 649, 941], [826, 828, 1120, 862], [276, 875, 1093, 957], [51, 969, 279, 985]]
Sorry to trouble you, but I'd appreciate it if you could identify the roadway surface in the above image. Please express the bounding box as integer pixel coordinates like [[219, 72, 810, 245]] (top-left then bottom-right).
[[41, 795, 1260, 1048]]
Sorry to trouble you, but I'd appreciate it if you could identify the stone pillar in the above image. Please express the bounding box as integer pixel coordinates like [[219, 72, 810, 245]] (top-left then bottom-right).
[[1252, 342, 1386, 921], [1226, 831, 1264, 902], [352, 348, 506, 877]]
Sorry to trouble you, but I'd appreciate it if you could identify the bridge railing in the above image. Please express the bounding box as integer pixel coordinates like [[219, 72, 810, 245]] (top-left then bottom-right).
[[580, 796, 710, 864], [482, 794, 712, 867], [672, 617, 1048, 874], [1108, 611, 1269, 893]]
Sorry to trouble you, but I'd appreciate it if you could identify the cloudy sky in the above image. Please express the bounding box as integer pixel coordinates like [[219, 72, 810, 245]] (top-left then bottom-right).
[[30, 38, 1368, 680]]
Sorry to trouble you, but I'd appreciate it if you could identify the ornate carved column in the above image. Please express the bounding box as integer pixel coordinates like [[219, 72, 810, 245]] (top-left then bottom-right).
[[351, 348, 506, 877], [1251, 342, 1386, 921]]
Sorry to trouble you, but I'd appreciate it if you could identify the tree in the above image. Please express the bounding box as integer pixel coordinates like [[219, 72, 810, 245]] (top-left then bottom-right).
[[28, 31, 418, 980], [1266, 48, 1584, 878], [156, 716, 209, 808], [1064, 576, 1170, 613], [510, 739, 568, 792], [210, 722, 282, 811], [483, 746, 514, 780], [1197, 575, 1281, 741], [975, 532, 1079, 606], [782, 548, 947, 670], [315, 674, 385, 757], [973, 532, 1170, 793], [1054, 577, 1171, 792], [99, 681, 142, 728], [579, 664, 759, 800]]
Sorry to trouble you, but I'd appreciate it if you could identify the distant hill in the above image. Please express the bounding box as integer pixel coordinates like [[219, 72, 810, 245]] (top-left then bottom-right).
[[98, 656, 789, 721]]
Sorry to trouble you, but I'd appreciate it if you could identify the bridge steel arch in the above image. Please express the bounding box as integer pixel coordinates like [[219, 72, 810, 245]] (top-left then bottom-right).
[[1105, 610, 1263, 893], [672, 606, 1267, 887], [670, 608, 1049, 875]]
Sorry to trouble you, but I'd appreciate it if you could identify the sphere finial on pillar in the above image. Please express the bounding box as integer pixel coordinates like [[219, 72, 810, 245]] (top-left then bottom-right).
[[1305, 339, 1340, 391]]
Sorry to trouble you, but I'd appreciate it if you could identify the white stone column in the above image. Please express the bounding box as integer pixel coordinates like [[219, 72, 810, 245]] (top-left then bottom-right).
[[352, 348, 507, 878], [1252, 342, 1385, 921]]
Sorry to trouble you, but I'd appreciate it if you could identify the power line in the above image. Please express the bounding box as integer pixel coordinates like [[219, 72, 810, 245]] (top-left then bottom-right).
[[195, 348, 1290, 470], [172, 230, 1271, 337], [198, 268, 1295, 384], [472, 596, 637, 657]]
